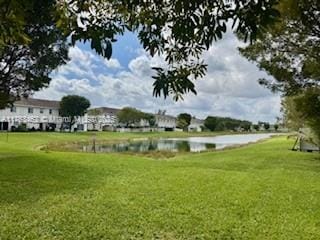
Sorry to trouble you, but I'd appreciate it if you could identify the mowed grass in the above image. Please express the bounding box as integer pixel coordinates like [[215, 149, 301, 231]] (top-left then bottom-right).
[[0, 132, 319, 239]]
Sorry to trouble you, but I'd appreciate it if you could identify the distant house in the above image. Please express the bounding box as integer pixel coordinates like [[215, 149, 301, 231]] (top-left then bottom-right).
[[0, 98, 60, 131], [87, 107, 152, 131], [188, 118, 204, 132], [0, 98, 199, 133], [86, 107, 120, 131], [155, 114, 177, 131], [89, 107, 120, 117]]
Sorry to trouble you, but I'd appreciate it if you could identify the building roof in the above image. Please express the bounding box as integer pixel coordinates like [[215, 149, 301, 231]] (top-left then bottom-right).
[[88, 107, 120, 115], [190, 117, 204, 124], [14, 98, 60, 109], [155, 114, 177, 120]]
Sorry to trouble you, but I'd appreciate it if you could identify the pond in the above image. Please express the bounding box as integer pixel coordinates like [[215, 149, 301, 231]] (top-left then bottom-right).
[[80, 133, 276, 153]]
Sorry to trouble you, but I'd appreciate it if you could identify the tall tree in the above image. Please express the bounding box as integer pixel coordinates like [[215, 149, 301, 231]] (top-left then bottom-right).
[[281, 96, 304, 131], [240, 0, 320, 140], [59, 95, 90, 132], [253, 124, 260, 131], [0, 0, 69, 108], [204, 116, 217, 131], [177, 113, 191, 131], [1, 0, 280, 107], [294, 88, 320, 144], [281, 88, 320, 145], [117, 107, 145, 127], [143, 113, 156, 128], [240, 0, 320, 95]]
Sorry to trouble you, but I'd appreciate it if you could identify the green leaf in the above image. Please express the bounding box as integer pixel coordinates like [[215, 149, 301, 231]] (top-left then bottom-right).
[[104, 40, 112, 59]]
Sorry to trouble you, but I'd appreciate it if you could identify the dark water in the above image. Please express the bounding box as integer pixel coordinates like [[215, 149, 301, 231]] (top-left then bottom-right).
[[81, 133, 275, 153]]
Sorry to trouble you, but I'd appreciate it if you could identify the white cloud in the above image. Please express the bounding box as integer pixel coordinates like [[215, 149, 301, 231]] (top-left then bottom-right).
[[35, 33, 281, 123], [197, 31, 272, 99], [104, 58, 122, 69], [54, 46, 98, 81], [68, 46, 95, 62]]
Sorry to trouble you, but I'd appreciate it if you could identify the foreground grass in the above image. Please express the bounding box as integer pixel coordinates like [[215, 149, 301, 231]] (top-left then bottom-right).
[[0, 132, 319, 239]]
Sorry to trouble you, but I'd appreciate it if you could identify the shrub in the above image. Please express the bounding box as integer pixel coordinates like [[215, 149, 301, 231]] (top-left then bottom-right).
[[14, 124, 28, 132]]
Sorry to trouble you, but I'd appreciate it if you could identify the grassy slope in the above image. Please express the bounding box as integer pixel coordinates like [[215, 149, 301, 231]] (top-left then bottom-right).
[[0, 132, 319, 239]]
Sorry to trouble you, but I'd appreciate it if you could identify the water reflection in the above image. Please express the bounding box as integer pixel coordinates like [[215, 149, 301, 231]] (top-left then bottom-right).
[[82, 139, 215, 153], [80, 133, 276, 153]]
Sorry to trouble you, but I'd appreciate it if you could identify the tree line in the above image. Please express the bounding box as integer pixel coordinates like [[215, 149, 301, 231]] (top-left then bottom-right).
[[117, 109, 274, 132], [204, 116, 252, 132]]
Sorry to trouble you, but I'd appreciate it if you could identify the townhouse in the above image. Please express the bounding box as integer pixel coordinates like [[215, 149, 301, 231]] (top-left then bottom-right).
[[1, 98, 199, 132], [0, 98, 60, 131]]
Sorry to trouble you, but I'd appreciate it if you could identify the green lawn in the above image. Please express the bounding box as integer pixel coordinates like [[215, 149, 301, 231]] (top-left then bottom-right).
[[0, 132, 319, 239]]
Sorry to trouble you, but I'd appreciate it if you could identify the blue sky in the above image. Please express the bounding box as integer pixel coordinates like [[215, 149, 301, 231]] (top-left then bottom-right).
[[35, 31, 281, 123], [80, 32, 141, 70]]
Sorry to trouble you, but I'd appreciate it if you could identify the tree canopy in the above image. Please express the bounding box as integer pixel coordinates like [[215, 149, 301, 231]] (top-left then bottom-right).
[[240, 0, 319, 96], [281, 96, 304, 131], [143, 113, 156, 127], [204, 116, 217, 131], [177, 113, 192, 131], [281, 88, 320, 145], [252, 121, 273, 131], [0, 0, 69, 109], [59, 95, 91, 131], [240, 0, 320, 141], [1, 0, 280, 107], [294, 88, 320, 144], [116, 107, 146, 127], [204, 116, 252, 131]]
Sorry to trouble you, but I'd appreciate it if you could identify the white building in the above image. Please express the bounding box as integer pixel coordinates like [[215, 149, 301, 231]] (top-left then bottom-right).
[[86, 107, 120, 131], [0, 98, 184, 132], [155, 114, 177, 131], [188, 117, 204, 132], [0, 98, 60, 131]]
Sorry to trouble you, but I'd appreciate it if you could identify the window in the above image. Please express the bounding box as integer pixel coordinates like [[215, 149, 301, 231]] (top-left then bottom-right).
[[10, 106, 16, 112], [28, 107, 33, 114], [40, 108, 44, 114], [49, 109, 52, 114]]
